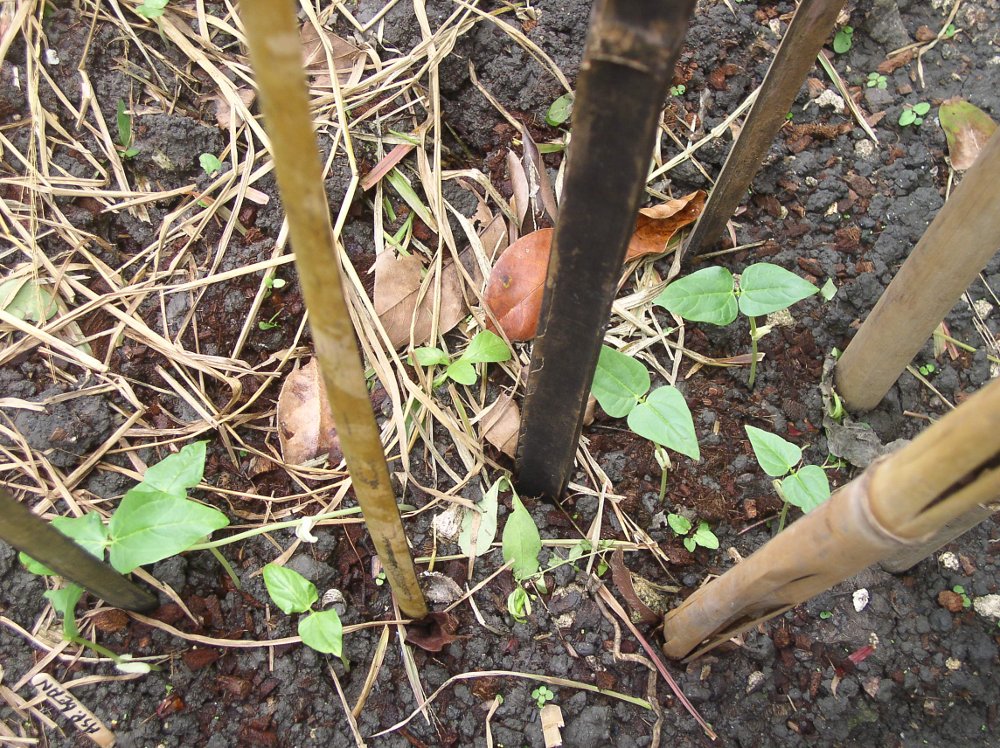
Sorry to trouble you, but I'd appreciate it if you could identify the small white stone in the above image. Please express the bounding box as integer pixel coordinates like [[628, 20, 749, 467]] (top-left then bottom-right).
[[853, 588, 870, 612], [973, 594, 1000, 620], [431, 505, 463, 541], [854, 140, 876, 160], [945, 658, 962, 671], [746, 670, 766, 694], [938, 551, 961, 571], [44, 49, 60, 65], [807, 89, 845, 115], [321, 588, 346, 615]]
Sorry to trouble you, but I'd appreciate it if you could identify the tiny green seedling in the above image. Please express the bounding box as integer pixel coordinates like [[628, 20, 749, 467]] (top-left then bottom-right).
[[263, 276, 286, 299], [918, 362, 937, 377], [545, 92, 574, 127], [952, 585, 972, 609], [199, 153, 223, 176], [115, 100, 139, 158], [590, 345, 699, 498], [258, 311, 282, 331], [374, 571, 386, 586], [655, 263, 819, 388], [820, 278, 838, 301], [745, 426, 832, 532], [943, 23, 957, 39], [263, 564, 345, 659], [667, 513, 720, 553], [819, 610, 833, 620], [136, 0, 168, 19], [899, 102, 931, 127], [410, 330, 511, 387], [669, 84, 686, 97], [866, 72, 887, 90], [501, 484, 543, 622], [531, 685, 555, 708], [833, 26, 853, 54]]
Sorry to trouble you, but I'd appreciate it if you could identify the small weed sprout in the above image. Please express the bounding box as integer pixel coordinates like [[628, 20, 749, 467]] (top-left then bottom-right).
[[531, 685, 555, 708], [833, 26, 853, 54], [136, 0, 168, 19], [590, 345, 699, 497], [410, 330, 511, 387], [952, 585, 972, 609], [545, 92, 574, 126], [918, 362, 937, 376], [819, 610, 833, 620], [667, 513, 720, 553], [263, 564, 345, 659], [745, 426, 832, 531], [115, 100, 139, 158], [899, 101, 931, 127], [655, 263, 819, 388], [258, 310, 282, 331], [199, 153, 223, 176], [669, 84, 686, 97], [866, 72, 887, 90]]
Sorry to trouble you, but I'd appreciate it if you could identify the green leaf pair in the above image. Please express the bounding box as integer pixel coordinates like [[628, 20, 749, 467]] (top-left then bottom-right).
[[898, 101, 931, 128], [655, 263, 819, 326], [590, 346, 699, 460], [744, 426, 831, 513], [262, 564, 344, 657], [411, 330, 511, 387], [666, 514, 719, 553]]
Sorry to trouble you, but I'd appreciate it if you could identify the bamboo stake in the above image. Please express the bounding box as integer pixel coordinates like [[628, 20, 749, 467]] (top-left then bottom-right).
[[683, 0, 847, 256], [239, 0, 427, 618], [0, 487, 157, 611], [662, 377, 1000, 660], [835, 132, 1000, 411], [516, 0, 697, 500]]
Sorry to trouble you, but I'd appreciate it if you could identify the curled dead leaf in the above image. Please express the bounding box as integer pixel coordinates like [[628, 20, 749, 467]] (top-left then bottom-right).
[[300, 24, 365, 88], [626, 190, 706, 261], [405, 610, 461, 652], [609, 550, 660, 625], [276, 359, 343, 466], [939, 97, 997, 171], [373, 251, 467, 349], [484, 228, 552, 341], [481, 392, 520, 458]]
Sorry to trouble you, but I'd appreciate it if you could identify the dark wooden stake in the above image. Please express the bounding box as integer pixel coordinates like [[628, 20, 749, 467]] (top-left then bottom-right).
[[516, 0, 696, 500], [0, 487, 157, 611], [682, 0, 847, 257]]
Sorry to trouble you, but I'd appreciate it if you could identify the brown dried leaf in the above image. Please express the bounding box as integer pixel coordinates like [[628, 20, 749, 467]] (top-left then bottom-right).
[[519, 123, 559, 227], [939, 97, 997, 171], [373, 252, 466, 349], [276, 359, 342, 466], [609, 550, 660, 625], [207, 87, 256, 130], [626, 190, 706, 261], [300, 24, 364, 87], [481, 392, 520, 458], [405, 611, 460, 652], [483, 228, 552, 341]]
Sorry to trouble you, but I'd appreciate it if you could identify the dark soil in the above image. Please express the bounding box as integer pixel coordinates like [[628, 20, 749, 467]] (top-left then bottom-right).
[[2, 1, 999, 746]]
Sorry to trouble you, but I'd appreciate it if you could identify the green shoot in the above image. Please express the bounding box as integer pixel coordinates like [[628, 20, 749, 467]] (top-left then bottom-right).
[[136, 0, 168, 19], [744, 426, 832, 530], [669, 84, 686, 97], [899, 102, 931, 127], [263, 564, 345, 658], [199, 153, 223, 176], [833, 26, 853, 54], [545, 92, 574, 127], [667, 513, 719, 553], [655, 263, 819, 388], [866, 72, 887, 90], [115, 100, 139, 158], [410, 330, 511, 387], [531, 685, 555, 708], [258, 310, 281, 330]]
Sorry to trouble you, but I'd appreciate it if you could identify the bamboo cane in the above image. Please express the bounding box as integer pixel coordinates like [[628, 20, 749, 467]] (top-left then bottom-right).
[[516, 0, 696, 500], [0, 487, 157, 611], [239, 0, 427, 618], [661, 377, 1000, 660], [835, 132, 1000, 411], [683, 0, 847, 257]]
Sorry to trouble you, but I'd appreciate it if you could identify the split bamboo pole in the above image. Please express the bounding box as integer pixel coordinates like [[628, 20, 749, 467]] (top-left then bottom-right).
[[239, 0, 427, 618], [516, 0, 697, 500], [835, 132, 1000, 411], [683, 0, 847, 256], [662, 377, 1000, 660], [0, 487, 158, 611]]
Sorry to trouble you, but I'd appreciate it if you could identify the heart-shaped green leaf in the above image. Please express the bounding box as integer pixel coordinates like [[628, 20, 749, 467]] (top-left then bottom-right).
[[738, 263, 818, 317], [108, 485, 229, 573], [667, 513, 692, 535], [781, 465, 831, 513], [460, 330, 511, 364], [445, 359, 477, 385], [263, 563, 318, 614], [590, 345, 650, 418], [45, 584, 84, 639], [691, 521, 719, 549], [410, 346, 449, 367], [744, 425, 800, 477], [654, 266, 737, 326], [626, 386, 699, 460], [142, 441, 207, 498], [298, 609, 343, 656]]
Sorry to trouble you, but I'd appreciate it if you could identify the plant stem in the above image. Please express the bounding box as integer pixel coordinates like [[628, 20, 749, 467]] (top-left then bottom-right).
[[748, 315, 760, 388], [659, 466, 669, 503], [208, 546, 241, 590]]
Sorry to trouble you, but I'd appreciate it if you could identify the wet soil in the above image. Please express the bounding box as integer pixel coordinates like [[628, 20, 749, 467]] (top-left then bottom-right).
[[2, 1, 1000, 746]]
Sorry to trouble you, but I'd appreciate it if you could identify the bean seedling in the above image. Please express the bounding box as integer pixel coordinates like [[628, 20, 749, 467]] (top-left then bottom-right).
[[667, 513, 720, 553], [115, 100, 139, 158], [545, 92, 574, 127], [263, 564, 345, 659], [199, 153, 223, 176], [655, 263, 819, 388], [590, 345, 700, 499], [744, 426, 831, 532], [410, 330, 511, 387]]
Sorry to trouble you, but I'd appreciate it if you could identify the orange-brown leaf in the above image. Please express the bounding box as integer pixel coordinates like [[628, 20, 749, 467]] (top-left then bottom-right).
[[483, 228, 552, 341], [626, 190, 705, 261], [939, 97, 997, 171], [481, 392, 520, 458]]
